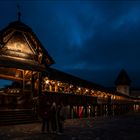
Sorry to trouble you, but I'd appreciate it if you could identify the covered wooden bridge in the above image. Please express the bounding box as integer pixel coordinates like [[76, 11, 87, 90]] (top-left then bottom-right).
[[0, 19, 139, 124]]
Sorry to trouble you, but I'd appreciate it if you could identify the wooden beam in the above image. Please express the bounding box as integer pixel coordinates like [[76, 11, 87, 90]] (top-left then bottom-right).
[[0, 74, 23, 81]]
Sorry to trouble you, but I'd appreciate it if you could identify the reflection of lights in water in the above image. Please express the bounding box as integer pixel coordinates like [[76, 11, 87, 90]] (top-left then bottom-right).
[[88, 106, 91, 114], [79, 106, 83, 118], [135, 105, 139, 111]]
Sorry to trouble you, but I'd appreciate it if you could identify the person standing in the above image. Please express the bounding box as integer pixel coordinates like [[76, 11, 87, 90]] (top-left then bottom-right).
[[41, 101, 51, 133], [50, 102, 57, 133], [57, 102, 67, 134]]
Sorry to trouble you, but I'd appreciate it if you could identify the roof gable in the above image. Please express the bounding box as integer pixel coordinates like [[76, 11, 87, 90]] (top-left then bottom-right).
[[4, 31, 35, 58], [0, 21, 54, 67]]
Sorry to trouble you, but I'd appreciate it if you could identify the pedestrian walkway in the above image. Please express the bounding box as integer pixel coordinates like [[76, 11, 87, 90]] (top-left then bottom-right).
[[0, 113, 140, 140]]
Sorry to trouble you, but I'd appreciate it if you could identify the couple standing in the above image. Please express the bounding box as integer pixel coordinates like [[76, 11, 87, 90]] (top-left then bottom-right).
[[41, 101, 67, 134]]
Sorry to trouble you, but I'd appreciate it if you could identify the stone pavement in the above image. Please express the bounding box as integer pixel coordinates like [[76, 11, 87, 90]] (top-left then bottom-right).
[[0, 113, 140, 140]]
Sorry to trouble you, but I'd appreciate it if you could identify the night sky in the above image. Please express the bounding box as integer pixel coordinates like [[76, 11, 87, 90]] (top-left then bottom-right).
[[0, 0, 140, 88]]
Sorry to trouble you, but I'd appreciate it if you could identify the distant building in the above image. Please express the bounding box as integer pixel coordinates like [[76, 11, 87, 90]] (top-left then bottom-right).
[[114, 69, 131, 96], [114, 69, 140, 98]]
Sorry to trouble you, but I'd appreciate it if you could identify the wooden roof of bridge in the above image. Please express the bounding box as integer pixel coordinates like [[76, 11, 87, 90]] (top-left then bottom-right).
[[45, 68, 140, 101], [0, 21, 54, 72], [46, 67, 109, 92]]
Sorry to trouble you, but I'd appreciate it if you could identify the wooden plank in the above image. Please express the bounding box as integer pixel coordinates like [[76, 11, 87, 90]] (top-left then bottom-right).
[[0, 74, 23, 81]]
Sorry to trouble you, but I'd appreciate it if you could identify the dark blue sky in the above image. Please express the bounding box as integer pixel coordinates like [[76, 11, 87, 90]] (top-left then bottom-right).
[[0, 0, 140, 88]]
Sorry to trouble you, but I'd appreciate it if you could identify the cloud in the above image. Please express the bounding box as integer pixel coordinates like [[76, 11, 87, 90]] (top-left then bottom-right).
[[50, 0, 140, 87], [1, 0, 140, 87]]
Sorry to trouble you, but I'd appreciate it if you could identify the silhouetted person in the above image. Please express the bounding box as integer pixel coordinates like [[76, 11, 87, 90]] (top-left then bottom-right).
[[50, 102, 57, 133], [41, 101, 51, 133], [57, 102, 67, 134]]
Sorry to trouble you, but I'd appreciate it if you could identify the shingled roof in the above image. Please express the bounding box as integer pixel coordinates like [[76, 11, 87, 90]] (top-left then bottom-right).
[[46, 67, 110, 92]]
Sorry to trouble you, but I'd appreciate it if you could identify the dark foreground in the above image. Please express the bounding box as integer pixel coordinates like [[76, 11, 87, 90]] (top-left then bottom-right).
[[0, 113, 140, 140]]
